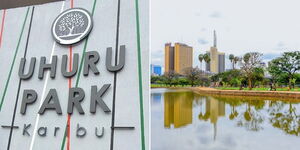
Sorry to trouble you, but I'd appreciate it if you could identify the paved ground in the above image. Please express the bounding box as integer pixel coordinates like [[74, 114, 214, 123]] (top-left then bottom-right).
[[191, 87, 300, 99]]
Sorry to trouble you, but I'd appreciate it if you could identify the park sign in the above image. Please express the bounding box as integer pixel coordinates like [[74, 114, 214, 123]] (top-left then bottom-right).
[[0, 0, 149, 150]]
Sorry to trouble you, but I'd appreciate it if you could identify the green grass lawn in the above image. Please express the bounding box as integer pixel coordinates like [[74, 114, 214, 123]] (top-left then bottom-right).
[[215, 87, 300, 91]]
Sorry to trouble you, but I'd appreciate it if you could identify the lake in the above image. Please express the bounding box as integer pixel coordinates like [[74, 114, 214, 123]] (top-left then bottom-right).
[[151, 88, 300, 150]]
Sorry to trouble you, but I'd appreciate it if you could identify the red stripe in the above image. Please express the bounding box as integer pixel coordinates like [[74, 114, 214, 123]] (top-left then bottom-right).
[[0, 9, 6, 48], [71, 0, 74, 9], [67, 45, 72, 150], [67, 1, 74, 149]]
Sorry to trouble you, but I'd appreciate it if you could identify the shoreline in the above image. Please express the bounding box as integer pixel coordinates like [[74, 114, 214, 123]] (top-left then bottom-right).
[[189, 87, 300, 99]]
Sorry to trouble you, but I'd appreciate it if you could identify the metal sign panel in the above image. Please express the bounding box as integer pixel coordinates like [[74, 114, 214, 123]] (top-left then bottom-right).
[[0, 0, 149, 149]]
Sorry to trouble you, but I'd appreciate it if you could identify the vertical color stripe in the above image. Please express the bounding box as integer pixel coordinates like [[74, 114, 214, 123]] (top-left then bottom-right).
[[7, 6, 34, 150], [0, 9, 6, 48], [61, 0, 97, 149], [109, 0, 121, 149], [66, 1, 74, 149], [134, 0, 146, 149], [29, 2, 65, 150], [67, 45, 72, 150], [0, 7, 30, 111]]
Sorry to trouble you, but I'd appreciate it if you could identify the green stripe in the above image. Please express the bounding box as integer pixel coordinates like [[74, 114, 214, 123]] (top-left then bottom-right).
[[134, 0, 146, 149], [75, 0, 97, 88], [60, 0, 98, 149], [0, 7, 30, 111], [60, 125, 68, 150]]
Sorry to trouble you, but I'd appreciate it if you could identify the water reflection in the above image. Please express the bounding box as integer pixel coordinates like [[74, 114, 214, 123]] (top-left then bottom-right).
[[164, 92, 193, 128], [152, 88, 300, 150]]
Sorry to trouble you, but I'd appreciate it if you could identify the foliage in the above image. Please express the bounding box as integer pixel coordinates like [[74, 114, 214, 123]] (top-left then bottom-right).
[[184, 67, 203, 87], [229, 54, 240, 69], [239, 52, 263, 90], [203, 52, 211, 64], [210, 69, 244, 87], [163, 71, 179, 86], [270, 51, 300, 89]]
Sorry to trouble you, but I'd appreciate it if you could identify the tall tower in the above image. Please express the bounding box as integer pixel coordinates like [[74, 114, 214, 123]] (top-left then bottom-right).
[[206, 30, 225, 74], [213, 30, 217, 48]]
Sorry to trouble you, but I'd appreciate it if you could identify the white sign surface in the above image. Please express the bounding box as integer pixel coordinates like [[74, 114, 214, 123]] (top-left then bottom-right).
[[0, 0, 149, 149]]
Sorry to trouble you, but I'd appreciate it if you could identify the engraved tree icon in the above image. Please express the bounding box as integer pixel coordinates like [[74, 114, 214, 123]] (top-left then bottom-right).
[[58, 12, 85, 37]]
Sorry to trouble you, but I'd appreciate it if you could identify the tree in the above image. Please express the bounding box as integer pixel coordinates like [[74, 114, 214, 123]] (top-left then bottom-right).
[[252, 67, 265, 88], [233, 56, 240, 69], [59, 12, 85, 36], [198, 54, 204, 71], [163, 71, 179, 86], [203, 53, 211, 70], [184, 67, 202, 87], [211, 69, 244, 88], [271, 51, 300, 90], [239, 52, 263, 90], [267, 58, 283, 90]]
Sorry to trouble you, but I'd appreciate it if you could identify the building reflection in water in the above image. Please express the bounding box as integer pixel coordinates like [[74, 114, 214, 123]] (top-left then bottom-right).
[[151, 93, 162, 104], [164, 91, 225, 140], [200, 97, 225, 140], [164, 92, 193, 128]]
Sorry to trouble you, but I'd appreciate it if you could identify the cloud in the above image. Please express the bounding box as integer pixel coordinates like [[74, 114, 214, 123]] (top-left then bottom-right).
[[277, 41, 285, 48], [198, 38, 209, 45], [209, 11, 222, 18], [195, 12, 201, 17], [151, 49, 164, 65], [201, 28, 207, 31]]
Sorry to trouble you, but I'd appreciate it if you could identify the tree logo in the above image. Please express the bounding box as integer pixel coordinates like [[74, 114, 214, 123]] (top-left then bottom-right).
[[52, 8, 93, 45]]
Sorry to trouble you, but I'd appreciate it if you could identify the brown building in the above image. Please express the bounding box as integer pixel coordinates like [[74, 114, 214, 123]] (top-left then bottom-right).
[[165, 43, 193, 75]]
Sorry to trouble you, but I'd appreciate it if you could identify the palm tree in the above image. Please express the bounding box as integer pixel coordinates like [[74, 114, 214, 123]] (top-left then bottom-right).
[[203, 53, 211, 64], [229, 54, 234, 69], [203, 53, 211, 72], [198, 54, 204, 71], [233, 56, 240, 69]]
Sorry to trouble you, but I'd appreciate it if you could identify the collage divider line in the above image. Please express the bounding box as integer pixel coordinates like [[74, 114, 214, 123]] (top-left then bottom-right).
[[29, 2, 65, 150], [7, 6, 34, 150]]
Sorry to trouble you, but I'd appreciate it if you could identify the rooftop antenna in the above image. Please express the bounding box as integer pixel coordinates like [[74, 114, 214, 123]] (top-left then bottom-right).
[[213, 30, 217, 48]]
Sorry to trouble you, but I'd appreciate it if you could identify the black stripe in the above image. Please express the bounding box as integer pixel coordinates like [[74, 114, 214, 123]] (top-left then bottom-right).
[[7, 6, 34, 150], [113, 126, 135, 130], [110, 0, 121, 149]]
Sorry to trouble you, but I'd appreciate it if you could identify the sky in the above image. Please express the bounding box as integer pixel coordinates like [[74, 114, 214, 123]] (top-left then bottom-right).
[[151, 0, 300, 71]]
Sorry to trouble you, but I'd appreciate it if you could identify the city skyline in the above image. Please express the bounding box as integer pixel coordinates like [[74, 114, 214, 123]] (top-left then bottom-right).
[[151, 0, 300, 71]]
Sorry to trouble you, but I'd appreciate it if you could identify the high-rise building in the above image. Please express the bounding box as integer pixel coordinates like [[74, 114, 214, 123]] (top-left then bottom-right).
[[165, 43, 193, 75], [151, 64, 162, 76], [205, 30, 225, 74]]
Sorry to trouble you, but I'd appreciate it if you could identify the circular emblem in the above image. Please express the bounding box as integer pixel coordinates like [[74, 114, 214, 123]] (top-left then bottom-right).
[[52, 8, 93, 45]]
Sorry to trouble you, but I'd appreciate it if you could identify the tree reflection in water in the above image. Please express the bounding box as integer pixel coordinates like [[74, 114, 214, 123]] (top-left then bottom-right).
[[269, 101, 300, 136], [161, 91, 300, 137]]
